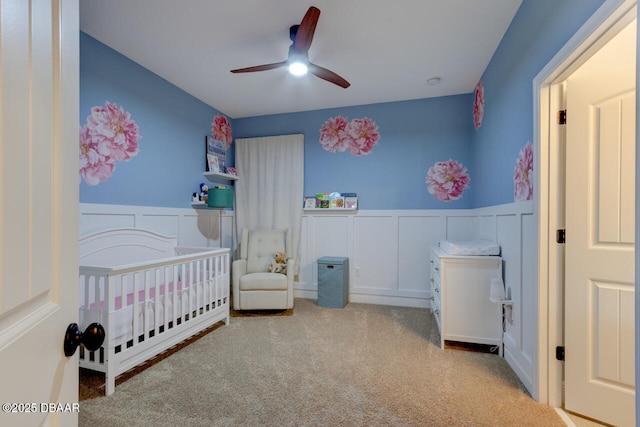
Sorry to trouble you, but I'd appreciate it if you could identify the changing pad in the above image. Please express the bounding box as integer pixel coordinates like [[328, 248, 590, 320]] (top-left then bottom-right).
[[439, 239, 501, 256]]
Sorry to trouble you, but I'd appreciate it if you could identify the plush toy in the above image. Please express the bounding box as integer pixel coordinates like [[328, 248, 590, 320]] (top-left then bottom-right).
[[199, 183, 209, 202], [269, 263, 284, 274], [267, 251, 287, 275]]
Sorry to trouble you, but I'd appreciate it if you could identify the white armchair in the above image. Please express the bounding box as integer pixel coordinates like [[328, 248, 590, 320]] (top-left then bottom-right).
[[232, 228, 295, 310]]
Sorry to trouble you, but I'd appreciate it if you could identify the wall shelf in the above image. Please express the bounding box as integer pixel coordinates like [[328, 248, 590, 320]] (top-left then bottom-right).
[[303, 208, 358, 213], [191, 202, 233, 210], [203, 171, 238, 181]]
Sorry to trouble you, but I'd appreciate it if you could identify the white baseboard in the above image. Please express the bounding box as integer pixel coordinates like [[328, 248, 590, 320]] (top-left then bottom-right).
[[294, 290, 430, 309]]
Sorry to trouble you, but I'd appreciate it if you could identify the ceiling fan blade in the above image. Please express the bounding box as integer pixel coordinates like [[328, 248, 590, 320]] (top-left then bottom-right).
[[294, 6, 320, 52], [231, 61, 288, 73], [308, 63, 350, 88]]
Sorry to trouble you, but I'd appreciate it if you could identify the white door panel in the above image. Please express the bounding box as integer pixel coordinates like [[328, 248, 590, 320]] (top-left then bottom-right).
[[564, 18, 636, 427], [0, 1, 80, 426]]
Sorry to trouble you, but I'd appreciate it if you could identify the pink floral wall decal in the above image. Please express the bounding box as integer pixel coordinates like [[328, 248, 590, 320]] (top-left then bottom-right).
[[345, 118, 380, 156], [319, 116, 379, 156], [79, 102, 141, 186], [473, 81, 484, 130], [514, 141, 534, 201], [319, 116, 350, 152], [426, 159, 470, 202], [211, 114, 233, 149]]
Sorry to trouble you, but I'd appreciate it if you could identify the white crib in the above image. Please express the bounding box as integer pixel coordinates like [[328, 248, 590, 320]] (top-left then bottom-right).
[[78, 227, 230, 395]]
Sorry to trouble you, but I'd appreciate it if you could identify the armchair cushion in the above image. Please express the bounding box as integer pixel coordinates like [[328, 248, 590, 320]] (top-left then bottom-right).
[[239, 272, 288, 291]]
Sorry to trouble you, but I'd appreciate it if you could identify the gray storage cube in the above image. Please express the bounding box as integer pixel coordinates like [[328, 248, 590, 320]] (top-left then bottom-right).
[[317, 256, 349, 308]]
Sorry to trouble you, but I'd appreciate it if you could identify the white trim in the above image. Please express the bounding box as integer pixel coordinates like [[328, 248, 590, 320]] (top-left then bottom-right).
[[294, 288, 431, 308], [636, 7, 640, 427], [534, 0, 637, 407], [554, 408, 577, 427]]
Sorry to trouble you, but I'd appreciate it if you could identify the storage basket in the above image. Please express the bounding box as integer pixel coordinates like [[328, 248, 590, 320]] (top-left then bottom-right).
[[207, 188, 234, 208]]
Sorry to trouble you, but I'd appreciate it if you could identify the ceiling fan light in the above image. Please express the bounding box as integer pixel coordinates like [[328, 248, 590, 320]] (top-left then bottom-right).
[[288, 61, 308, 76]]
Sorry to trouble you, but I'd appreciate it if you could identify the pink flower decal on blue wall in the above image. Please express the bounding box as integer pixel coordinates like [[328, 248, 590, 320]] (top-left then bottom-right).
[[514, 141, 533, 201], [319, 116, 380, 156], [79, 102, 141, 186], [426, 159, 470, 202], [474, 81, 484, 130]]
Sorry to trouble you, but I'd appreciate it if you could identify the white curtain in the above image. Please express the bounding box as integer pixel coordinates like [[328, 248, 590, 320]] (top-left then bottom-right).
[[235, 134, 304, 266]]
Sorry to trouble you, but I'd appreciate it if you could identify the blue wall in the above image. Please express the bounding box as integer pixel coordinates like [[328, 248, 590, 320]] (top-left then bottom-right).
[[80, 0, 609, 210], [473, 0, 606, 207], [234, 95, 474, 209], [80, 32, 232, 207]]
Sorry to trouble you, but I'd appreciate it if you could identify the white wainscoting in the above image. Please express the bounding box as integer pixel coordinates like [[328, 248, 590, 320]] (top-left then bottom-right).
[[299, 200, 535, 393], [80, 203, 235, 249], [298, 210, 449, 307], [473, 201, 535, 394]]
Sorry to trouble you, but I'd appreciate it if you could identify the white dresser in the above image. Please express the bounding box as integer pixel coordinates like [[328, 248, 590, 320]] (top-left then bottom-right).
[[429, 246, 503, 353]]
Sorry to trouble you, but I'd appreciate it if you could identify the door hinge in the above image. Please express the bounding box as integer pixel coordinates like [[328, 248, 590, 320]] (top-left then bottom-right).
[[556, 229, 566, 244], [556, 346, 565, 361], [558, 110, 567, 125]]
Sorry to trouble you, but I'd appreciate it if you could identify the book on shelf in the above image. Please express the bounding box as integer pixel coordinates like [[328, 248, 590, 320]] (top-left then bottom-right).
[[303, 196, 316, 209], [344, 197, 357, 209], [330, 197, 345, 208]]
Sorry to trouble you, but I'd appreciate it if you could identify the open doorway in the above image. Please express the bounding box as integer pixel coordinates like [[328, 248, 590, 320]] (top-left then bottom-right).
[[535, 1, 637, 426]]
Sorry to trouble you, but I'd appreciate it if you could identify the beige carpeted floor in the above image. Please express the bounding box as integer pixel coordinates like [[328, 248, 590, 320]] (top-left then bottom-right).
[[79, 298, 567, 426]]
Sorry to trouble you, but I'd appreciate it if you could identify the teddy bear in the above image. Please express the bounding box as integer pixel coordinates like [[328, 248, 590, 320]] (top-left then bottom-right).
[[267, 251, 287, 275]]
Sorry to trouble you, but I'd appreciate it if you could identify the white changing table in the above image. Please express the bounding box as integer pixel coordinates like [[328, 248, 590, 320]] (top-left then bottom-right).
[[429, 245, 503, 354]]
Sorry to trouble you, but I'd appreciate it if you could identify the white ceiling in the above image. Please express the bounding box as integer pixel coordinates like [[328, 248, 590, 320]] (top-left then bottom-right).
[[79, 0, 522, 119]]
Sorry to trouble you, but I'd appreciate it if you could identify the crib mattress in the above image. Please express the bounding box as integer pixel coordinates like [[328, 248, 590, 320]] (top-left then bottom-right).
[[439, 239, 500, 256]]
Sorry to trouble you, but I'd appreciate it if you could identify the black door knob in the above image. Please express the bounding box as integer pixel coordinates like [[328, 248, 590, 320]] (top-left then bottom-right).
[[63, 322, 105, 357]]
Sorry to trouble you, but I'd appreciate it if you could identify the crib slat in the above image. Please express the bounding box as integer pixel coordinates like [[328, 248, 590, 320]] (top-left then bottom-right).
[[216, 255, 221, 305], [203, 258, 209, 311], [172, 264, 178, 329], [95, 276, 103, 325], [155, 267, 161, 336], [197, 259, 202, 313], [163, 264, 170, 330], [212, 255, 218, 307], [187, 261, 192, 318], [132, 271, 140, 345], [144, 269, 152, 342], [121, 273, 128, 345], [208, 256, 213, 309], [180, 262, 187, 324], [167, 265, 172, 328]]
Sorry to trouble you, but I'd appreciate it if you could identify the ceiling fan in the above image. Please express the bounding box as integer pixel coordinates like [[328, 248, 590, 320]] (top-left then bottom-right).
[[230, 6, 350, 88]]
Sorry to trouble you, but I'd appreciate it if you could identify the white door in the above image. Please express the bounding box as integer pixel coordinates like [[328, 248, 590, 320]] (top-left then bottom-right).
[[564, 19, 636, 427], [0, 1, 80, 426]]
